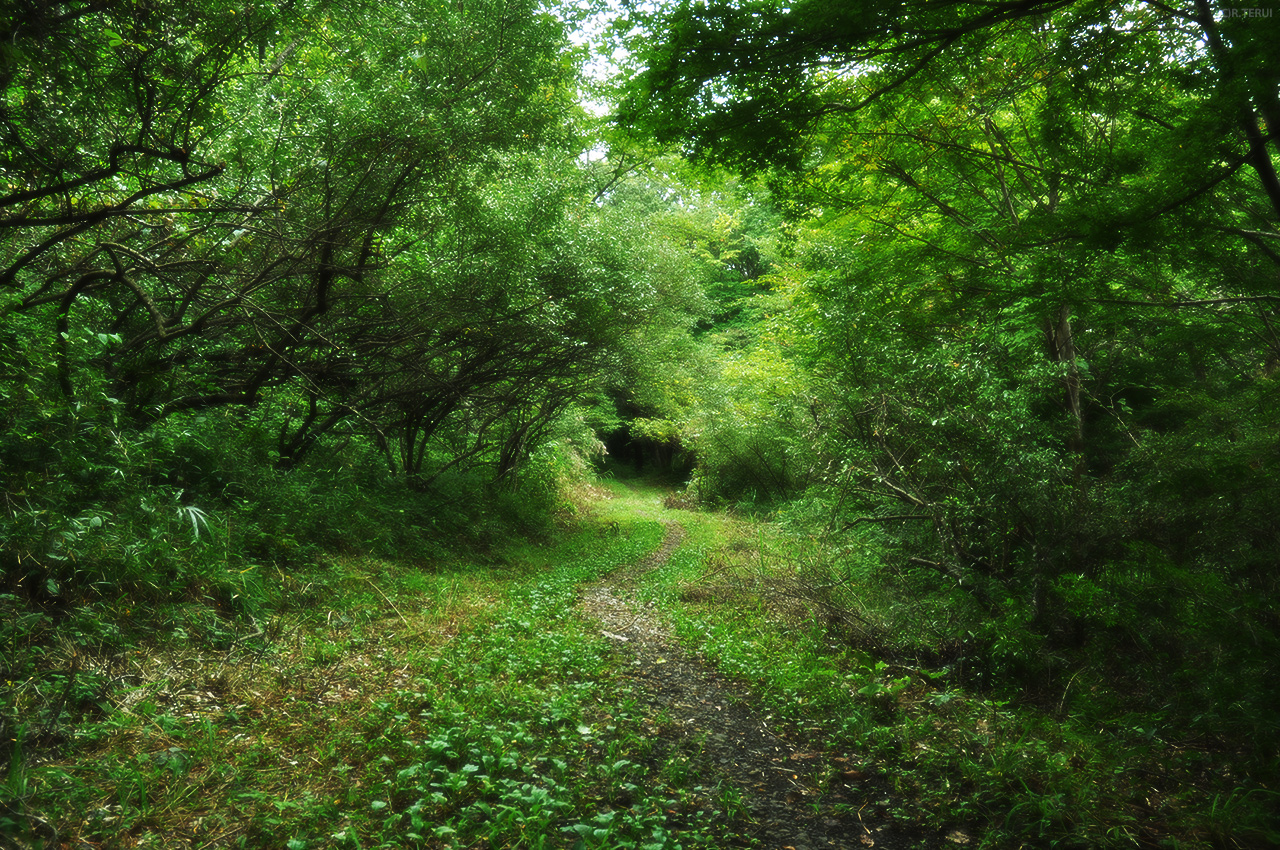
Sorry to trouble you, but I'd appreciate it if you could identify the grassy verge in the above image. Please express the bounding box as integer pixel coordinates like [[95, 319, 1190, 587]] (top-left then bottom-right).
[[5, 510, 745, 849], [630, 501, 1280, 849], [9, 474, 1276, 849]]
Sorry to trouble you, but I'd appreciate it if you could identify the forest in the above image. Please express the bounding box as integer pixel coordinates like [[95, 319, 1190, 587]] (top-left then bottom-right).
[[2, 0, 1278, 847]]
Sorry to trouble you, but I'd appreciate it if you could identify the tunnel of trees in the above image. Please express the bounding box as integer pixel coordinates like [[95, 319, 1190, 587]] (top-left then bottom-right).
[[2, 0, 1278, 842]]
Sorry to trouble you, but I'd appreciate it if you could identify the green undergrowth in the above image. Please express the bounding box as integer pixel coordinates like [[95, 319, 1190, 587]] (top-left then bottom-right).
[[1, 407, 596, 824], [8, 475, 1276, 849], [633, 506, 1280, 850], [5, 512, 750, 848]]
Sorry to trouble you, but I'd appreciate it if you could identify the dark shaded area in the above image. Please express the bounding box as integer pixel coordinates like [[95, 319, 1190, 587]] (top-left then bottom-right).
[[600, 425, 695, 479]]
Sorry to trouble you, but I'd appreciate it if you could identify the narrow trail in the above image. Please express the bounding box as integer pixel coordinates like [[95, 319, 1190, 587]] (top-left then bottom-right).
[[578, 520, 949, 850]]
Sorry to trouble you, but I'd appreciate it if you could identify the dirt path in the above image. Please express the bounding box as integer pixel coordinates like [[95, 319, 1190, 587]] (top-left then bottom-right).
[[579, 521, 949, 850]]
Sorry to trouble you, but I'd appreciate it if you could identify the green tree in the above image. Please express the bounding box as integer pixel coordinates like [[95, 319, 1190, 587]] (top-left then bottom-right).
[[615, 0, 1280, 742], [1, 0, 706, 606]]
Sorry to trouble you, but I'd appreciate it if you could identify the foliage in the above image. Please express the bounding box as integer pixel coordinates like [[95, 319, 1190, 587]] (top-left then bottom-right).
[[13, 512, 757, 849], [0, 0, 712, 603], [579, 160, 789, 485], [6, 1, 1280, 847], [613, 0, 1280, 839], [647, 506, 1280, 849], [0, 0, 708, 805]]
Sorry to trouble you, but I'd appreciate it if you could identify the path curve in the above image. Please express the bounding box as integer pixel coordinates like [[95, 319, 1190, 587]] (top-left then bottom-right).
[[579, 521, 948, 850]]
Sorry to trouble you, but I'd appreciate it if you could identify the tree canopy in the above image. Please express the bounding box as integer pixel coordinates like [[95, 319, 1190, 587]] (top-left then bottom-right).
[[4, 2, 1280, 845], [611, 0, 1280, 795], [0, 0, 705, 490]]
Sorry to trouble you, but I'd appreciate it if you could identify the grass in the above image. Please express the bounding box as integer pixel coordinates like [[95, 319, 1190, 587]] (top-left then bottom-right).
[[7, 473, 1279, 849], [8, 506, 749, 849], [627, 500, 1280, 849]]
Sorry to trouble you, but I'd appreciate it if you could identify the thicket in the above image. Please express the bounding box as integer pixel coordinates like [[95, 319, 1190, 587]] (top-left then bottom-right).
[[0, 381, 596, 783], [7, 0, 1280, 843], [0, 0, 706, 809], [614, 0, 1280, 823]]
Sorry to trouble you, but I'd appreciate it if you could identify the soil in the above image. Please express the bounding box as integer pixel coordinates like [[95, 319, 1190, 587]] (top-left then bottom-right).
[[578, 521, 956, 850]]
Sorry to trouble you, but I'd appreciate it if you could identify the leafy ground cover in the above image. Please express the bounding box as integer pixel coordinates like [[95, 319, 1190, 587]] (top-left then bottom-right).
[[4, 502, 746, 849], [630, 495, 1280, 849], [5, 475, 1276, 849]]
